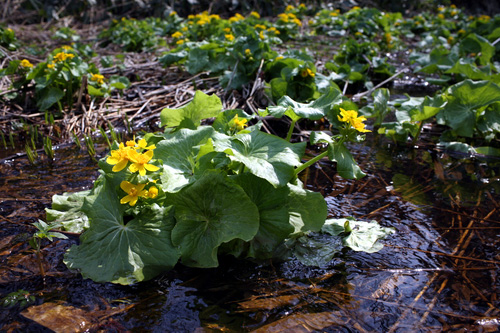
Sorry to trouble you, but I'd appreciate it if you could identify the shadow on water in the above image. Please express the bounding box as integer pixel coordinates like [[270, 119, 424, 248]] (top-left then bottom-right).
[[0, 133, 499, 332]]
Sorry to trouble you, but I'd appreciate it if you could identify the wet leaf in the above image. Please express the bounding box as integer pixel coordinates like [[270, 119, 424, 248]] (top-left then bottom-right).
[[253, 311, 345, 332], [46, 190, 91, 233], [239, 295, 301, 311], [328, 142, 366, 179], [22, 302, 94, 332], [287, 182, 327, 234]]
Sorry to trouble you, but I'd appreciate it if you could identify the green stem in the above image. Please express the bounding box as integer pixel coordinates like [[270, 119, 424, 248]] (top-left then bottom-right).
[[412, 121, 424, 145], [294, 149, 329, 176], [286, 119, 298, 142]]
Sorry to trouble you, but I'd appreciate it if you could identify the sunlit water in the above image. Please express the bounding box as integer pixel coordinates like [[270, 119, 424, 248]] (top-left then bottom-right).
[[0, 134, 499, 332]]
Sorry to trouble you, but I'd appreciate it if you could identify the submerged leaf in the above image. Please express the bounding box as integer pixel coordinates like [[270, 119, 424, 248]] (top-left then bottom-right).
[[323, 218, 395, 253], [46, 190, 91, 233]]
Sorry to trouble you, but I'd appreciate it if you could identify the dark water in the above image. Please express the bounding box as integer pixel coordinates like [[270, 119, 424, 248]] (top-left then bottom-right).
[[0, 134, 499, 332]]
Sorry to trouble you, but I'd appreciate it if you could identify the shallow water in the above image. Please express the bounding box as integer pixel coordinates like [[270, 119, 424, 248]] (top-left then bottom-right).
[[0, 134, 499, 332]]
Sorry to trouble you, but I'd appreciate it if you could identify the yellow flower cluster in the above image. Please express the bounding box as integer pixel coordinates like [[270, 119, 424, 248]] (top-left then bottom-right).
[[20, 59, 33, 68], [338, 108, 371, 133], [53, 52, 75, 63], [254, 24, 267, 30], [189, 11, 220, 26], [229, 13, 245, 23], [171, 31, 183, 39], [107, 138, 161, 206], [225, 34, 235, 41], [277, 12, 302, 26], [267, 26, 280, 35]]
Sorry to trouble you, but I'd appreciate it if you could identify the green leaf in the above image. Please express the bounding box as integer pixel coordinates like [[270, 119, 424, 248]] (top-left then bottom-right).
[[323, 218, 395, 253], [37, 87, 64, 111], [328, 142, 366, 179], [409, 94, 447, 122], [45, 190, 91, 233], [154, 126, 218, 193], [213, 130, 306, 187], [230, 173, 293, 258], [87, 85, 105, 97], [287, 182, 327, 234], [64, 176, 179, 284], [459, 33, 495, 66], [439, 80, 500, 137], [160, 91, 222, 129], [170, 171, 259, 268], [446, 59, 491, 80]]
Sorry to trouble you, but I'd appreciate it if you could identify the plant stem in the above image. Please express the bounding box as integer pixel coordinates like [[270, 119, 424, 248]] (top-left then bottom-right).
[[286, 119, 297, 142], [294, 149, 329, 176]]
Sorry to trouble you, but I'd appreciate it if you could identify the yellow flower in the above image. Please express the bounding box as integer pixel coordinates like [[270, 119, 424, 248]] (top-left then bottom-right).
[[447, 35, 454, 44], [338, 108, 371, 133], [250, 11, 260, 19], [259, 30, 265, 39], [355, 31, 363, 37], [225, 34, 235, 41], [231, 115, 248, 131], [120, 181, 148, 206], [299, 4, 306, 9], [107, 143, 132, 172], [128, 150, 160, 176], [245, 48, 251, 56], [171, 31, 183, 39], [176, 39, 185, 45], [229, 13, 244, 23], [20, 59, 33, 68], [278, 13, 289, 22], [224, 27, 231, 33], [330, 12, 338, 17], [47, 63, 55, 69], [170, 11, 177, 16], [458, 29, 466, 35], [437, 13, 444, 20], [53, 52, 75, 63], [300, 68, 314, 78], [285, 5, 294, 12], [384, 32, 393, 43], [275, 55, 284, 61], [90, 73, 105, 85], [293, 18, 302, 26], [145, 186, 159, 199], [181, 26, 188, 32], [254, 24, 266, 30], [62, 45, 72, 50]]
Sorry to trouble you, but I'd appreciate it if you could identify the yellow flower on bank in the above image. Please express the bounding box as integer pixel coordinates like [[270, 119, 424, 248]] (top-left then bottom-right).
[[47, 62, 55, 69], [267, 26, 280, 34], [90, 73, 105, 85], [128, 150, 160, 176], [170, 11, 177, 16], [275, 55, 284, 61], [53, 52, 74, 63], [225, 34, 235, 41], [338, 108, 371, 133], [300, 68, 314, 78], [107, 143, 132, 172], [259, 30, 265, 40], [20, 59, 33, 68], [285, 5, 294, 12], [224, 27, 231, 33], [176, 39, 185, 45], [250, 11, 260, 19], [293, 18, 302, 26], [245, 48, 251, 56], [254, 24, 267, 30], [231, 115, 248, 131], [120, 181, 148, 206], [62, 45, 72, 50], [171, 31, 183, 39]]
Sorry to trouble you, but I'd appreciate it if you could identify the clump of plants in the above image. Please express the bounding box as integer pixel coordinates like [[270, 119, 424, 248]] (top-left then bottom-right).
[[46, 90, 393, 284], [0, 46, 129, 111]]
